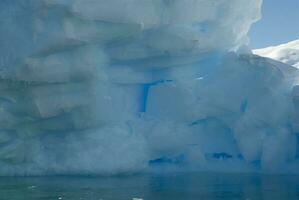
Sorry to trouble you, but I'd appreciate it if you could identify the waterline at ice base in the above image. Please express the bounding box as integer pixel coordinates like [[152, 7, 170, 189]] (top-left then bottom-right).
[[0, 0, 299, 176]]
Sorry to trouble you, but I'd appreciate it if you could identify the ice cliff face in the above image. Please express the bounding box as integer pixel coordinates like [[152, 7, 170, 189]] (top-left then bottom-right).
[[254, 39, 299, 68], [0, 0, 299, 175]]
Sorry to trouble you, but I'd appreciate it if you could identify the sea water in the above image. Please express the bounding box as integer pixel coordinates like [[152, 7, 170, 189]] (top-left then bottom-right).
[[0, 173, 298, 200]]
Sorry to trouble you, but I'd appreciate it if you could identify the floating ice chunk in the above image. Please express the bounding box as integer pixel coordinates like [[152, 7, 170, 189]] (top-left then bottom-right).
[[132, 198, 143, 200]]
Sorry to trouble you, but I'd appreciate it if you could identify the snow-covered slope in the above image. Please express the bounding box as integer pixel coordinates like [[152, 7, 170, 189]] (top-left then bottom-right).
[[254, 39, 299, 68]]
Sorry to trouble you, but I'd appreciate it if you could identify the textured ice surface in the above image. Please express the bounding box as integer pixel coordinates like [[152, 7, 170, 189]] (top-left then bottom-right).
[[0, 0, 299, 175]]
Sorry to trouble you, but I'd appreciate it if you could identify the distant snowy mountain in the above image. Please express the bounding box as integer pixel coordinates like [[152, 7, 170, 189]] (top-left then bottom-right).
[[253, 39, 299, 68]]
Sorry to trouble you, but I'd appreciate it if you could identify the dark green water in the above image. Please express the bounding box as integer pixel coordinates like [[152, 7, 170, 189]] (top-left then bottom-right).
[[0, 173, 298, 200]]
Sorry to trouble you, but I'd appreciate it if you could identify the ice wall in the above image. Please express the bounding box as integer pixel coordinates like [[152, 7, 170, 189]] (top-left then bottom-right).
[[0, 0, 298, 175]]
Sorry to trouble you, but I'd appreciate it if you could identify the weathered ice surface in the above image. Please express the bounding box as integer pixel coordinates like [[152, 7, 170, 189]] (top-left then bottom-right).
[[0, 0, 299, 175]]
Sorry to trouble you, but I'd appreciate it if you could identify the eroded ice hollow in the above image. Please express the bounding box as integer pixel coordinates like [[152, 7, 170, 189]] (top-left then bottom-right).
[[0, 0, 299, 175]]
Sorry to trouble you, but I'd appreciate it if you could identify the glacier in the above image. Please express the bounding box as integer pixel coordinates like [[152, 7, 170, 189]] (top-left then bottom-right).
[[0, 0, 299, 176]]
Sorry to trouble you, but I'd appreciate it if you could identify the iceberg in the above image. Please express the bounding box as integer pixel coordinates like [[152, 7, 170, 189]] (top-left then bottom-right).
[[0, 0, 298, 175]]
